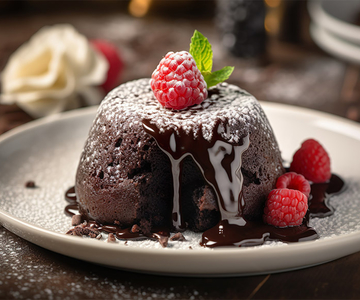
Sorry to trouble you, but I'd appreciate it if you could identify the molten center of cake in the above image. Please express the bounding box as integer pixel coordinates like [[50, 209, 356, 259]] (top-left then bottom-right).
[[143, 118, 250, 230]]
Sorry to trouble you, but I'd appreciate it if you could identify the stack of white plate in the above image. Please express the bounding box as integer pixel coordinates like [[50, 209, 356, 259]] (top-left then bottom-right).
[[308, 0, 360, 64]]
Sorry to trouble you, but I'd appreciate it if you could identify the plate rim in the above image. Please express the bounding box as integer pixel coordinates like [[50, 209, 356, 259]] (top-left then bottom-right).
[[309, 23, 360, 65], [308, 0, 360, 45], [0, 105, 99, 145], [1, 102, 360, 276]]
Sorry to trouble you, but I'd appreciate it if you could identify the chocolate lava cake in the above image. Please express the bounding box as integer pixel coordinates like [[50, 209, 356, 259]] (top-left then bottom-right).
[[75, 78, 284, 233]]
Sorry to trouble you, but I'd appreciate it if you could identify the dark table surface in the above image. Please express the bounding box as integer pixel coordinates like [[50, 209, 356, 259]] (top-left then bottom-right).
[[1, 3, 360, 299]]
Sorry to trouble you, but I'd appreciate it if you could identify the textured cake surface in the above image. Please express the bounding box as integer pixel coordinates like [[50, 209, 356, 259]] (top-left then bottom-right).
[[75, 78, 284, 231]]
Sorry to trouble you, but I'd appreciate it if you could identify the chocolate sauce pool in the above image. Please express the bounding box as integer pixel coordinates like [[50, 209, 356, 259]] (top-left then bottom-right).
[[200, 174, 345, 247]]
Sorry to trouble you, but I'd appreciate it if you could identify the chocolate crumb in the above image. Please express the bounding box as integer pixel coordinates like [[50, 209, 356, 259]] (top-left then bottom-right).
[[66, 227, 80, 236], [170, 232, 187, 241], [79, 221, 87, 228], [130, 224, 141, 233], [189, 246, 193, 250], [66, 229, 75, 235], [158, 236, 169, 248], [107, 233, 116, 243], [85, 227, 100, 238], [71, 215, 82, 226], [124, 241, 128, 246], [66, 224, 100, 238], [25, 181, 36, 188]]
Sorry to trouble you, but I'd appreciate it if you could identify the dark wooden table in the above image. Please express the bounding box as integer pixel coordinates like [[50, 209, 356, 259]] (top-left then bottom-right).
[[1, 4, 360, 299]]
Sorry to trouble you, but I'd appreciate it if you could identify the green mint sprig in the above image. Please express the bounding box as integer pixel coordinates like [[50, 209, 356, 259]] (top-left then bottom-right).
[[189, 30, 234, 88]]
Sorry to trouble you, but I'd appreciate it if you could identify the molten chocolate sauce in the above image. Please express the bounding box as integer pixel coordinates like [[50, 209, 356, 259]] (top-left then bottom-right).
[[64, 186, 78, 217], [142, 118, 249, 231], [309, 174, 345, 217]]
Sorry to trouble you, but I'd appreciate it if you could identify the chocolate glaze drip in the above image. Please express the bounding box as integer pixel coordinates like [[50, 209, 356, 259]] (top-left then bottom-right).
[[65, 186, 77, 202], [65, 186, 78, 217], [142, 119, 249, 231]]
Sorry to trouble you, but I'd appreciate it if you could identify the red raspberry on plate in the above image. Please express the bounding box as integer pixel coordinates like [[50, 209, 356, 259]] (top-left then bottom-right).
[[289, 139, 331, 183], [150, 51, 208, 110], [276, 172, 311, 198], [91, 39, 123, 93], [263, 188, 308, 227]]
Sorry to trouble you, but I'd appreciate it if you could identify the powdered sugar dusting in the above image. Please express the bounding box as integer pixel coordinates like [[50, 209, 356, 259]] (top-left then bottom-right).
[[0, 228, 205, 299], [77, 78, 280, 205], [97, 78, 270, 143]]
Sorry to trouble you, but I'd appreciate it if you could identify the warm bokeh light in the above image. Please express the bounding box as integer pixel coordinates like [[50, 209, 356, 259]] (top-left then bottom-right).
[[128, 0, 152, 18], [264, 10, 280, 34], [265, 0, 281, 8]]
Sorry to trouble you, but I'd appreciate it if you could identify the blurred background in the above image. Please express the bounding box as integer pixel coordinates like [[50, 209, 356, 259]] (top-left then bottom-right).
[[1, 0, 360, 133]]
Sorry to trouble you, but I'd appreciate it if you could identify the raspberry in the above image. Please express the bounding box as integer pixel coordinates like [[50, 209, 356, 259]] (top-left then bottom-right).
[[289, 139, 331, 183], [91, 39, 123, 93], [276, 172, 311, 198], [150, 51, 208, 110], [263, 189, 308, 227]]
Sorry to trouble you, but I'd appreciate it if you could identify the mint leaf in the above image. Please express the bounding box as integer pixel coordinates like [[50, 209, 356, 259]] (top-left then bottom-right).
[[202, 66, 234, 88], [189, 30, 213, 73], [189, 30, 234, 88]]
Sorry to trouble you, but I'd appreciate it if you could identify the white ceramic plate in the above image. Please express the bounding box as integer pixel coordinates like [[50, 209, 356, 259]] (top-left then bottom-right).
[[1, 103, 360, 277], [308, 0, 360, 45], [310, 23, 360, 65]]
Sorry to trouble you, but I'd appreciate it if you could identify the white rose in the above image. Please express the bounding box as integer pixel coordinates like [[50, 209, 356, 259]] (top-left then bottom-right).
[[0, 24, 108, 118]]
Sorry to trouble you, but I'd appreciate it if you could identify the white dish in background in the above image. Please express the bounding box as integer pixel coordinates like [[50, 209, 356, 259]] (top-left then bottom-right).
[[1, 104, 360, 276], [308, 0, 360, 45], [310, 23, 360, 65]]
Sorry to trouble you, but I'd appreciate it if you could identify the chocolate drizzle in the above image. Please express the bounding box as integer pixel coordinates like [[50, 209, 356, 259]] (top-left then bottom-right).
[[65, 186, 78, 217], [142, 118, 250, 231]]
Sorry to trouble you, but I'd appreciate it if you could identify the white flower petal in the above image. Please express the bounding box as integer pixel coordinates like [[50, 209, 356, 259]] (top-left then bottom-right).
[[78, 47, 109, 88], [0, 24, 108, 118], [2, 59, 76, 103], [17, 94, 79, 119]]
